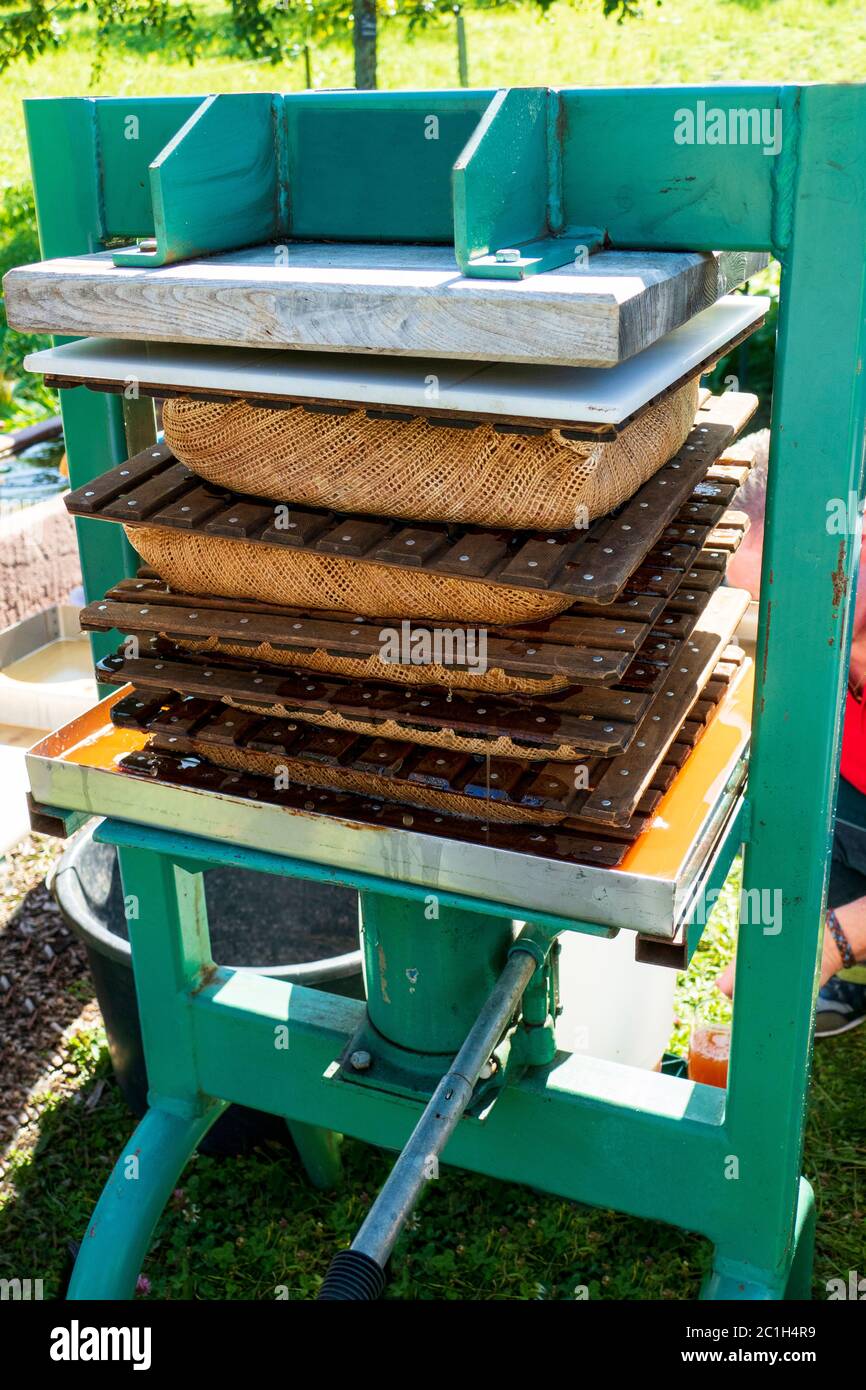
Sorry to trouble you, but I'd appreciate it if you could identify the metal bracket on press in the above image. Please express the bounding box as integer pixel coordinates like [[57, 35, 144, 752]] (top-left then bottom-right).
[[453, 88, 605, 279]]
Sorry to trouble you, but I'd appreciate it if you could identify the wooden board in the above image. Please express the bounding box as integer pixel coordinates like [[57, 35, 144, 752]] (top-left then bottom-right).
[[5, 243, 769, 368], [23, 295, 766, 436], [66, 390, 756, 608]]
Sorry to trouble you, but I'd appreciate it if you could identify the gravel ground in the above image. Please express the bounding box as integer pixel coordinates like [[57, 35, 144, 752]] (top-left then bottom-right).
[[0, 834, 100, 1181]]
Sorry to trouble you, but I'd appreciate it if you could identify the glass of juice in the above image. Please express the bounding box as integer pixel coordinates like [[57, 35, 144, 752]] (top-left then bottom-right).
[[687, 1009, 731, 1089]]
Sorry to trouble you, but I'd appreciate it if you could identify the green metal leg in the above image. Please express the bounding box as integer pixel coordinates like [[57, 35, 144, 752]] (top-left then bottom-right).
[[67, 1102, 226, 1300], [701, 1177, 816, 1301], [286, 1121, 343, 1190], [784, 1178, 817, 1301]]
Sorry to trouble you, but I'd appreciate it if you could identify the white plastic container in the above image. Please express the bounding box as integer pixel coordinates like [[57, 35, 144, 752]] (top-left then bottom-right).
[[556, 927, 677, 1070]]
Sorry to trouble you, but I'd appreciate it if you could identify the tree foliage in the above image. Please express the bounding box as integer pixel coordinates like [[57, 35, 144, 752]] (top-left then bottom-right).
[[0, 0, 643, 76]]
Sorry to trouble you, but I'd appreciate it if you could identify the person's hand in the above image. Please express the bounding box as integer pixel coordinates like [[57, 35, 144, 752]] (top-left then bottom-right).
[[716, 896, 866, 998]]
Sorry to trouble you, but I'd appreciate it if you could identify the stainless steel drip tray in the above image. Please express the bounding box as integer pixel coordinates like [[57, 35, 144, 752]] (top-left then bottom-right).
[[25, 665, 752, 938]]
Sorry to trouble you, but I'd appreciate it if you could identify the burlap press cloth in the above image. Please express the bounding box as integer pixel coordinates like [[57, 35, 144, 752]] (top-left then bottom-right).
[[125, 526, 574, 623], [161, 377, 700, 531]]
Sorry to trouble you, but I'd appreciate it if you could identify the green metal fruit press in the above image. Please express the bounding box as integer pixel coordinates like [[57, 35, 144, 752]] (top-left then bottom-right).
[[5, 82, 866, 1301]]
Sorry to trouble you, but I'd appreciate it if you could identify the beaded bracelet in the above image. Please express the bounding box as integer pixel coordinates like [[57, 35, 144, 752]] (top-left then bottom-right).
[[826, 907, 856, 970]]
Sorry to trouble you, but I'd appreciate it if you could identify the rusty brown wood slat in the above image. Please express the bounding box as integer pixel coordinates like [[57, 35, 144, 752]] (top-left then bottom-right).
[[146, 695, 214, 739], [283, 724, 362, 765], [102, 461, 195, 522], [66, 442, 172, 514], [462, 757, 531, 801], [367, 525, 450, 568], [645, 542, 699, 571], [620, 565, 682, 598], [204, 498, 279, 539], [185, 706, 263, 747], [493, 534, 575, 589], [692, 478, 738, 506], [149, 483, 231, 530], [563, 593, 665, 624], [314, 516, 394, 558], [110, 689, 173, 729], [406, 747, 471, 790], [430, 530, 513, 579], [352, 738, 416, 776], [259, 508, 334, 547]]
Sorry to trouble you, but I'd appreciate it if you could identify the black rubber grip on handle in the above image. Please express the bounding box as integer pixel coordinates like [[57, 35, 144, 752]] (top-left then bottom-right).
[[317, 1249, 387, 1301]]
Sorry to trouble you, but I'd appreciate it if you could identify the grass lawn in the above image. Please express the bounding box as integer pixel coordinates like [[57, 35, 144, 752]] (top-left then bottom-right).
[[0, 840, 864, 1300]]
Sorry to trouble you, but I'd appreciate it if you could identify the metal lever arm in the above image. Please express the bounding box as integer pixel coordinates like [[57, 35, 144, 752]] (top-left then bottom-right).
[[317, 942, 541, 1299]]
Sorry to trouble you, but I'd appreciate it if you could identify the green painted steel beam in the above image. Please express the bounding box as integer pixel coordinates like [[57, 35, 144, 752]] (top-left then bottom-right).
[[25, 84, 790, 273], [721, 81, 866, 1287], [23, 98, 142, 671], [114, 94, 285, 268], [188, 965, 738, 1241]]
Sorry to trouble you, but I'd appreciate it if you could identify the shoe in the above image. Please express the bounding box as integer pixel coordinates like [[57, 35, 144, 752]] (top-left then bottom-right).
[[815, 975, 866, 1037]]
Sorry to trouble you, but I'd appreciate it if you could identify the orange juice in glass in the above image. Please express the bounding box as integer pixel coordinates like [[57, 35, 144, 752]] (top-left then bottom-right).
[[687, 1010, 731, 1089]]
